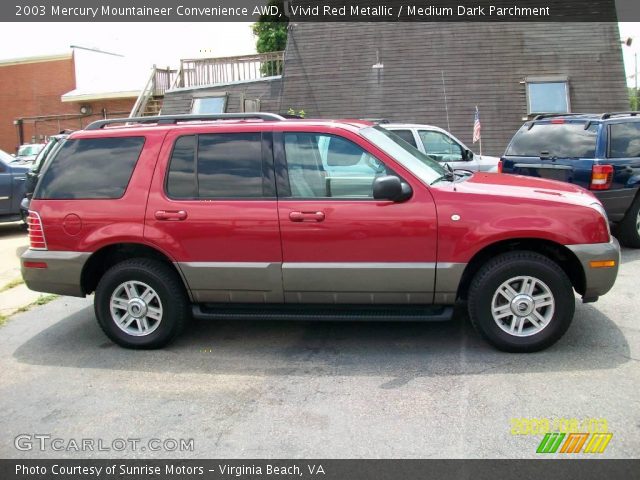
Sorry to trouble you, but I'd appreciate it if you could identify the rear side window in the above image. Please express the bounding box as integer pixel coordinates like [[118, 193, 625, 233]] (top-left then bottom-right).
[[390, 129, 417, 148], [609, 122, 640, 158], [166, 132, 265, 199], [35, 137, 144, 199], [505, 123, 598, 158]]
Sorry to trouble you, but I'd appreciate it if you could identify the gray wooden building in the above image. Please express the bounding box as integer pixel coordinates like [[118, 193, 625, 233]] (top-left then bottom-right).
[[161, 22, 628, 155]]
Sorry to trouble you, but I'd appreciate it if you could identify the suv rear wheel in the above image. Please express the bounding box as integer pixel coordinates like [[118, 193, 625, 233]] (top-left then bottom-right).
[[617, 196, 640, 248], [468, 251, 575, 352], [94, 259, 189, 349]]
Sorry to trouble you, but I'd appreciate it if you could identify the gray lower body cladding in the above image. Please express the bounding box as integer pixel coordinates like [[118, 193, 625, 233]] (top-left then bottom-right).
[[176, 261, 466, 304], [566, 238, 620, 299], [21, 250, 90, 297]]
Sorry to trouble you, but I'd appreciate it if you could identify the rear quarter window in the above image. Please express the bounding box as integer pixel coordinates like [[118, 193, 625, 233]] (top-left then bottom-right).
[[609, 122, 640, 158], [506, 123, 598, 158], [35, 137, 145, 199]]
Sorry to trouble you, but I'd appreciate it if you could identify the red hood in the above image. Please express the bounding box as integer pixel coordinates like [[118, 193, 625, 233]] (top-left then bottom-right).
[[456, 172, 598, 208]]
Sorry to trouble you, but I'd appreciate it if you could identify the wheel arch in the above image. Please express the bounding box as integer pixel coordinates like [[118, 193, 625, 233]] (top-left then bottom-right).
[[456, 238, 586, 301], [80, 243, 189, 297]]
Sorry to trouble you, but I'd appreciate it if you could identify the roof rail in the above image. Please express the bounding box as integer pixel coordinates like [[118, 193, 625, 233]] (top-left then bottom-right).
[[532, 113, 592, 121], [363, 118, 390, 124], [600, 111, 640, 119], [85, 113, 286, 130]]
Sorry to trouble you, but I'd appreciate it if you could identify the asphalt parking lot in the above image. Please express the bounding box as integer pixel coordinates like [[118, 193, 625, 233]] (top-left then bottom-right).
[[0, 228, 638, 459]]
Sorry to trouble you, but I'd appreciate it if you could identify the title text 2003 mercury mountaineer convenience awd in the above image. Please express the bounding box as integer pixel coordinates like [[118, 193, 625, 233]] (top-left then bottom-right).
[[21, 114, 620, 352]]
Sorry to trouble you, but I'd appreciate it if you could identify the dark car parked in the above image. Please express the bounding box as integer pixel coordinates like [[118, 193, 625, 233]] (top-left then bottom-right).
[[501, 112, 640, 247], [19, 133, 69, 222], [0, 149, 30, 224]]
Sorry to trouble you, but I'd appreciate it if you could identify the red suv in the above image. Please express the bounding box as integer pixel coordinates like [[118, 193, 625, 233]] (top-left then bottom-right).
[[21, 114, 620, 352]]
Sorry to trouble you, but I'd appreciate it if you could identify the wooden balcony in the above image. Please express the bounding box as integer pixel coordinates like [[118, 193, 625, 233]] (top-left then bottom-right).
[[172, 51, 285, 89]]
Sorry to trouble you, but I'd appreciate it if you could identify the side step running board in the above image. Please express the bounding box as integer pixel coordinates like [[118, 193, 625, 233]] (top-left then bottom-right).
[[192, 304, 454, 322]]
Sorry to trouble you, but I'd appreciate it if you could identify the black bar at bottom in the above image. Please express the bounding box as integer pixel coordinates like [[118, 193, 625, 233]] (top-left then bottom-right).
[[1, 459, 639, 480]]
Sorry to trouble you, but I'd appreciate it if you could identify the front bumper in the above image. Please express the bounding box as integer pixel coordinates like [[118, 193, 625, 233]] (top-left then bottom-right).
[[567, 238, 620, 300], [21, 249, 90, 297]]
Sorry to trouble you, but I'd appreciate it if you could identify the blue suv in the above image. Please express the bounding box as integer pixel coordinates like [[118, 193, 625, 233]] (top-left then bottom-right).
[[502, 112, 640, 247], [0, 149, 30, 225]]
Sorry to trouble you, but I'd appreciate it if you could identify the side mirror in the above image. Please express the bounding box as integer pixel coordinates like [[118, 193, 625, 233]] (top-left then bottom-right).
[[463, 149, 474, 161], [373, 175, 412, 202]]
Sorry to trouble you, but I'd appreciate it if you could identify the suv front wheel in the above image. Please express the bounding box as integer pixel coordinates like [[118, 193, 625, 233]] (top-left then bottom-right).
[[94, 259, 189, 349], [468, 251, 575, 352]]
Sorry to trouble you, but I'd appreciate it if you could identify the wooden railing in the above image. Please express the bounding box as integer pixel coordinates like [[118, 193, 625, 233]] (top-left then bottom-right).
[[152, 67, 178, 96], [129, 66, 178, 118], [172, 51, 285, 89]]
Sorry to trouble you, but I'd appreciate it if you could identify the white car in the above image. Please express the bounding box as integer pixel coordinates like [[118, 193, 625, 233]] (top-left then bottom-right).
[[15, 143, 45, 163], [383, 123, 499, 172]]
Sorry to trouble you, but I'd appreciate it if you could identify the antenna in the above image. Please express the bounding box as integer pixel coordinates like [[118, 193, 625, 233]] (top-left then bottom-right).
[[441, 71, 451, 132]]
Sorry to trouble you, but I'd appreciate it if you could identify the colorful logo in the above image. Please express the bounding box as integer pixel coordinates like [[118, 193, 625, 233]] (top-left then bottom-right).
[[537, 432, 613, 454]]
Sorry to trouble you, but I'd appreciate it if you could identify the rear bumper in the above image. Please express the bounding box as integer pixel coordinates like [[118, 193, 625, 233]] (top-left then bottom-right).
[[594, 188, 638, 222], [21, 249, 90, 297], [566, 238, 620, 300]]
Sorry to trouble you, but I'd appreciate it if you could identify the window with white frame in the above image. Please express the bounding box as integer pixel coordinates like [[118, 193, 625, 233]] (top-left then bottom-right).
[[525, 77, 570, 114], [191, 94, 227, 114]]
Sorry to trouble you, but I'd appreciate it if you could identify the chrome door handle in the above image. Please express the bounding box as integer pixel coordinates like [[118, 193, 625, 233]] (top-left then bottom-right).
[[289, 211, 325, 222], [155, 210, 188, 221]]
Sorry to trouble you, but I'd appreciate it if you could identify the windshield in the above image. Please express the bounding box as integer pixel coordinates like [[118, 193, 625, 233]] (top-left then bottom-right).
[[360, 126, 447, 185], [18, 144, 44, 157], [505, 122, 599, 158]]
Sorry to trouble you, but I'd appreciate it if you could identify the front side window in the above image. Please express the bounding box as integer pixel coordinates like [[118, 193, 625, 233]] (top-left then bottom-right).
[[284, 133, 389, 198], [418, 130, 463, 162], [191, 95, 227, 114], [527, 81, 569, 114], [609, 122, 640, 158], [166, 133, 265, 199], [360, 126, 446, 185], [35, 137, 145, 199]]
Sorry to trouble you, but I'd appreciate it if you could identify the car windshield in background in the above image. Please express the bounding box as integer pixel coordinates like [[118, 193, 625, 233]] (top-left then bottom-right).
[[360, 126, 447, 185], [505, 122, 599, 158], [18, 144, 43, 157]]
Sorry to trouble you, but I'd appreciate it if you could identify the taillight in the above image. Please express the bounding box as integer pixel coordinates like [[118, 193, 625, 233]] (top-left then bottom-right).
[[497, 160, 503, 173], [27, 211, 47, 250], [590, 165, 613, 191]]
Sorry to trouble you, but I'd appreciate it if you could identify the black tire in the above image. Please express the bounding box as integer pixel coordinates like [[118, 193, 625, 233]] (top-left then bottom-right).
[[617, 196, 640, 248], [468, 251, 575, 353], [94, 258, 189, 349]]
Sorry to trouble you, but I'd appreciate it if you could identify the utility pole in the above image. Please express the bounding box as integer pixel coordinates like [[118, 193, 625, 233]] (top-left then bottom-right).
[[634, 52, 640, 110]]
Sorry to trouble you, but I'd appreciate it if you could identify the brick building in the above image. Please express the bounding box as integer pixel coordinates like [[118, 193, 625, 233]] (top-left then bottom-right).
[[0, 51, 139, 154]]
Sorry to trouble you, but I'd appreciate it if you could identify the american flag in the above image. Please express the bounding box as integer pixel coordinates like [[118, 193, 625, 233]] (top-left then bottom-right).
[[473, 106, 481, 144]]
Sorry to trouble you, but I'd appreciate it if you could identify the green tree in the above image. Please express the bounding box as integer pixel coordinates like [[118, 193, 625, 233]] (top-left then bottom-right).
[[630, 87, 639, 111], [251, 1, 288, 76]]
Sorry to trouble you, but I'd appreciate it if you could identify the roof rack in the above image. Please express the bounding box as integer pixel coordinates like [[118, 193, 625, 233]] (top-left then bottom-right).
[[85, 113, 286, 130], [363, 118, 390, 124], [532, 113, 593, 121], [600, 111, 640, 119]]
